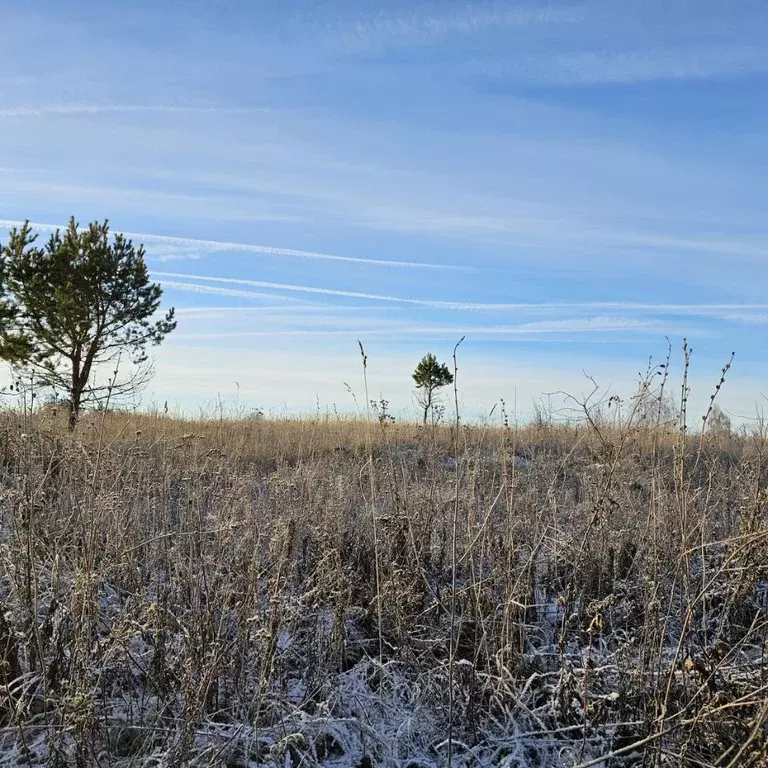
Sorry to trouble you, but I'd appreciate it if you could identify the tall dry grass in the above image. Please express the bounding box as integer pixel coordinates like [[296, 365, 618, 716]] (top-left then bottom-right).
[[0, 390, 765, 766]]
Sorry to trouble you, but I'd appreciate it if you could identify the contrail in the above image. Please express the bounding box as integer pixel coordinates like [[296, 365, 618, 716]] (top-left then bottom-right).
[[0, 219, 459, 270], [153, 271, 768, 314], [160, 281, 305, 303]]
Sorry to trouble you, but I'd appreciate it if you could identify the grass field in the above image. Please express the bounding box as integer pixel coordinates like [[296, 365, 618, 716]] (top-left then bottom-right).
[[0, 398, 766, 766]]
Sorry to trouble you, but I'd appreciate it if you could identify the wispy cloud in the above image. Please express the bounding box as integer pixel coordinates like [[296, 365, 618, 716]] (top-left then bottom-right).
[[340, 3, 580, 49], [722, 313, 768, 325], [131, 234, 457, 269], [160, 281, 306, 303], [173, 317, 661, 341], [512, 316, 654, 332], [174, 305, 374, 317], [0, 181, 274, 212], [157, 275, 443, 306], [0, 219, 457, 270], [172, 303, 668, 341], [0, 103, 268, 117], [155, 272, 768, 316], [469, 42, 768, 86], [546, 44, 768, 84], [599, 231, 768, 262]]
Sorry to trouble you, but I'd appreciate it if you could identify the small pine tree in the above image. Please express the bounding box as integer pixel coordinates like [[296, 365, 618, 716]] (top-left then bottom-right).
[[0, 218, 176, 429], [412, 353, 453, 425]]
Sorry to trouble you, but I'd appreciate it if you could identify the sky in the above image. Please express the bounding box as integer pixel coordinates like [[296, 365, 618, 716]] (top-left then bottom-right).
[[1, 0, 767, 422]]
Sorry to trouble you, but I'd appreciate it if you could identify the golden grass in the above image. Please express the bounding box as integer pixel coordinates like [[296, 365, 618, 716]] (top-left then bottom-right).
[[0, 405, 763, 766]]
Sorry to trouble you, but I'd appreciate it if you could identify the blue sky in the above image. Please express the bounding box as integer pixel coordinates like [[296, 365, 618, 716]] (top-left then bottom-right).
[[1, 0, 767, 420]]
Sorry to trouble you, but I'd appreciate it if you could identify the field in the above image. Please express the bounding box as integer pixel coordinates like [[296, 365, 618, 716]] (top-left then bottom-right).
[[0, 404, 766, 767]]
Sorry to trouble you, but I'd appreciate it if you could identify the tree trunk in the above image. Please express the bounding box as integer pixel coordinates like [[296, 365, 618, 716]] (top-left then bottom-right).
[[68, 396, 80, 431], [68, 357, 83, 431], [422, 389, 433, 426]]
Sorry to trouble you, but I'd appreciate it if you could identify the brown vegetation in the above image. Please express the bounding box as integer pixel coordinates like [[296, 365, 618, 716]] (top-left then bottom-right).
[[0, 397, 765, 766]]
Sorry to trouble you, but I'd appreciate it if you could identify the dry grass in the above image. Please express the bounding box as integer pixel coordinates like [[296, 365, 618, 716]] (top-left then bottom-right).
[[0, 402, 765, 767]]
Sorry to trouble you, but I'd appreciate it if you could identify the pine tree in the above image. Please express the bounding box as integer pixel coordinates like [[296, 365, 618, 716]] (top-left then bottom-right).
[[0, 218, 176, 428], [412, 353, 453, 425]]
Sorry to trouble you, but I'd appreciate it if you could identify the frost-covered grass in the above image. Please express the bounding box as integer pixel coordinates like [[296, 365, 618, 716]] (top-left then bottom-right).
[[0, 407, 765, 767]]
